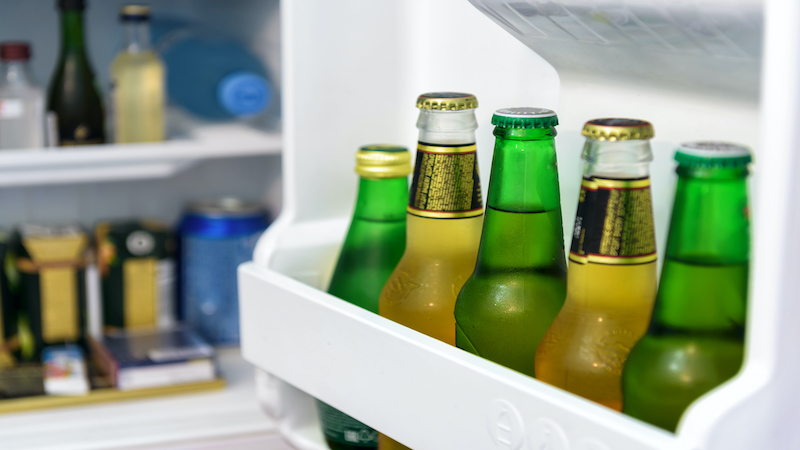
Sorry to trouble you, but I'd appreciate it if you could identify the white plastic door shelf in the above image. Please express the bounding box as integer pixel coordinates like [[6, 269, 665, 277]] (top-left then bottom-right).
[[240, 261, 679, 450], [0, 124, 280, 186], [238, 0, 800, 448]]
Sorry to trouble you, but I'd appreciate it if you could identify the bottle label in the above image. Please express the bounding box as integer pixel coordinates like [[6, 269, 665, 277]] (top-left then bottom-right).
[[0, 99, 24, 119], [408, 142, 483, 219], [317, 401, 378, 446], [60, 123, 104, 146], [569, 177, 656, 265]]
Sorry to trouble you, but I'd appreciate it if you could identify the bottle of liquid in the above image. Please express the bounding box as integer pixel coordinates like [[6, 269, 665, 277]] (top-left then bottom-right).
[[48, 0, 106, 146], [0, 42, 45, 150], [111, 5, 165, 143], [378, 92, 483, 450], [622, 142, 751, 431], [455, 107, 567, 377], [535, 118, 658, 411], [151, 18, 272, 121], [317, 145, 411, 450]]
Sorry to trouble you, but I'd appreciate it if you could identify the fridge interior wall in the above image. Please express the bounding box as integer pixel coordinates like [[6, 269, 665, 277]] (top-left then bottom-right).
[[0, 0, 282, 229], [248, 0, 772, 448]]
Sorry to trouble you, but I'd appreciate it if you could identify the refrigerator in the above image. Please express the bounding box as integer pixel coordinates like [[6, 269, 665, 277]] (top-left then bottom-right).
[[0, 0, 793, 449]]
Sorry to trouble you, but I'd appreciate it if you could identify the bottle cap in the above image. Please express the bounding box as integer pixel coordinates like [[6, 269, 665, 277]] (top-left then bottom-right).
[[356, 145, 411, 179], [120, 4, 150, 21], [675, 141, 752, 167], [492, 107, 558, 129], [58, 0, 85, 11], [0, 42, 31, 61], [217, 71, 271, 117], [582, 118, 654, 141], [416, 92, 478, 110]]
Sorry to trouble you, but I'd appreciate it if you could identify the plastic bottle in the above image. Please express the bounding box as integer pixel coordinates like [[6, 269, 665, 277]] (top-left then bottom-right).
[[151, 18, 271, 120], [0, 42, 45, 149]]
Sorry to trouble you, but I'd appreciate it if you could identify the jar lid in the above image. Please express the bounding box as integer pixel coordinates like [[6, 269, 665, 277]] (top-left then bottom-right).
[[492, 107, 558, 129], [582, 118, 654, 141], [356, 145, 411, 179], [675, 141, 752, 167], [120, 4, 150, 20], [416, 92, 478, 110], [187, 197, 265, 217], [0, 42, 31, 61]]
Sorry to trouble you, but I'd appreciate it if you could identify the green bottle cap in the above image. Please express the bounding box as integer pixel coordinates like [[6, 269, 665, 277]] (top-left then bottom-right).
[[675, 141, 752, 167], [491, 107, 558, 129]]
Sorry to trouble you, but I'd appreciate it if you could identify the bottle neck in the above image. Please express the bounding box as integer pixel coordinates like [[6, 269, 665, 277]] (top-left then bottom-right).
[[353, 177, 408, 222], [486, 127, 560, 212], [416, 109, 477, 145], [652, 164, 750, 331], [122, 20, 152, 53], [582, 139, 653, 179], [1, 61, 34, 86], [475, 126, 566, 271], [60, 9, 86, 52], [666, 165, 750, 263]]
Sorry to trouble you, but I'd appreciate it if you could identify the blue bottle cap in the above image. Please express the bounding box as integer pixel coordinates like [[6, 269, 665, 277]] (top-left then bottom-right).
[[217, 71, 271, 117]]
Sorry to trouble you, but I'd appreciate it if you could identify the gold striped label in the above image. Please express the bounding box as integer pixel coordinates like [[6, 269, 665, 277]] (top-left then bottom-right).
[[123, 258, 158, 328], [41, 268, 79, 343], [408, 142, 483, 219], [569, 177, 656, 265], [22, 234, 87, 343]]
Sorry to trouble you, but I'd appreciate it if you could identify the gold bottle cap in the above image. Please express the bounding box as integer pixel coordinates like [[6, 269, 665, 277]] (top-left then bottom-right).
[[356, 145, 411, 179], [582, 118, 654, 141], [416, 92, 478, 111], [120, 4, 150, 17]]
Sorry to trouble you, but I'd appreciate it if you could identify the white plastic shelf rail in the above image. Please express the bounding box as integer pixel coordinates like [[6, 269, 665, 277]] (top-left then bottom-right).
[[0, 124, 280, 186], [239, 0, 799, 448]]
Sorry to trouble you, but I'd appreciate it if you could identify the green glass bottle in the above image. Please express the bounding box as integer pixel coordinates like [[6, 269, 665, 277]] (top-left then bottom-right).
[[317, 145, 411, 450], [48, 0, 106, 146], [454, 108, 567, 377], [622, 141, 752, 432]]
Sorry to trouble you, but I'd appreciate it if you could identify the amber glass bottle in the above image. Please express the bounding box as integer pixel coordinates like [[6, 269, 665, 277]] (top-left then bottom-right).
[[535, 119, 658, 411]]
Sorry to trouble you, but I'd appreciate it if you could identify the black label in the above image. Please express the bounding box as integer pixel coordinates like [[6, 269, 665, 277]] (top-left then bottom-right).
[[408, 142, 482, 219], [569, 177, 656, 265]]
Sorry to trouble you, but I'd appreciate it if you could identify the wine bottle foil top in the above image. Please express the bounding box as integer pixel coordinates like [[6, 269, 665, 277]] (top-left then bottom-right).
[[120, 4, 151, 20], [676, 141, 752, 167], [492, 107, 558, 129], [0, 42, 31, 61], [582, 118, 654, 141], [356, 145, 411, 179], [58, 0, 85, 11], [416, 92, 478, 111]]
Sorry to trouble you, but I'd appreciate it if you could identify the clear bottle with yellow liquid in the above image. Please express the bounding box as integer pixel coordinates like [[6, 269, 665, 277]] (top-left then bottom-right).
[[378, 93, 484, 450], [534, 118, 658, 411], [110, 5, 165, 143]]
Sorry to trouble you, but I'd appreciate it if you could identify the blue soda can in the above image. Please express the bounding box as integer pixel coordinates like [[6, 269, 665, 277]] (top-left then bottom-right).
[[179, 198, 269, 345]]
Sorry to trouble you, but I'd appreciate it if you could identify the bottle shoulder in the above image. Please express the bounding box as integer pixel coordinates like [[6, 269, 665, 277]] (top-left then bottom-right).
[[0, 83, 44, 99]]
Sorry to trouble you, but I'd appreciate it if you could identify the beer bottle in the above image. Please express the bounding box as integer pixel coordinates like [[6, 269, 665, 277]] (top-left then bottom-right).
[[316, 145, 411, 450], [378, 93, 483, 450], [535, 118, 657, 411], [454, 107, 567, 377], [622, 142, 751, 431]]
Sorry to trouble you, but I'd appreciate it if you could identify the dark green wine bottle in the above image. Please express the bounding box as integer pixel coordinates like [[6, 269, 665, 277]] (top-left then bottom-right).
[[317, 145, 410, 450], [48, 0, 106, 146], [622, 141, 752, 432], [454, 108, 567, 377]]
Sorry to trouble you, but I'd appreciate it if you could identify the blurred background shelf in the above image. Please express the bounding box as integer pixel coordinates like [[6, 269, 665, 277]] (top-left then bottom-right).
[[0, 124, 281, 187], [0, 349, 290, 450]]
